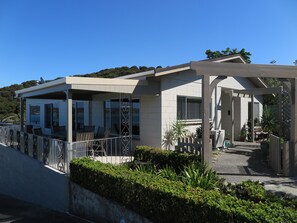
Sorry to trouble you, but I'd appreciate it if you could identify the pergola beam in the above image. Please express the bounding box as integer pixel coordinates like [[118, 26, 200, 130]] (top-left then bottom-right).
[[191, 61, 297, 78], [233, 87, 281, 96]]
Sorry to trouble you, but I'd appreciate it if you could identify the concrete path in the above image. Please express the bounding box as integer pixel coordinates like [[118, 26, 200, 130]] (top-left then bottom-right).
[[212, 145, 297, 197], [0, 194, 90, 223]]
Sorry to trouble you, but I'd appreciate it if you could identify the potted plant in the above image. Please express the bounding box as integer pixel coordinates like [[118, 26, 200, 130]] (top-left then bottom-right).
[[239, 124, 248, 141]]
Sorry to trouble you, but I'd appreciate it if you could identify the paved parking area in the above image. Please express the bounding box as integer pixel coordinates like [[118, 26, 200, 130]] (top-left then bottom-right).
[[0, 194, 90, 223], [212, 145, 297, 197]]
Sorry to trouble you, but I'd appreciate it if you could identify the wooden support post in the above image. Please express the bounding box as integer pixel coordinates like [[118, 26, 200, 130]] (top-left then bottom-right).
[[289, 78, 297, 176], [251, 94, 255, 142], [230, 90, 235, 145], [67, 90, 73, 143], [202, 75, 211, 164]]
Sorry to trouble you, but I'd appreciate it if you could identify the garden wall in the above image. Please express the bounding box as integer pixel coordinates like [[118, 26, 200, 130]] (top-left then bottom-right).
[[70, 182, 152, 223]]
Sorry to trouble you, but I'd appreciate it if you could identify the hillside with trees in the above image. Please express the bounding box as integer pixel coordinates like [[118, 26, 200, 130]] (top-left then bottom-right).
[[0, 66, 159, 123]]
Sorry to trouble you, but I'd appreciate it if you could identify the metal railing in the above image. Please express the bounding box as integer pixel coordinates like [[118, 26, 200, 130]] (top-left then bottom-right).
[[70, 136, 133, 164], [0, 125, 133, 174]]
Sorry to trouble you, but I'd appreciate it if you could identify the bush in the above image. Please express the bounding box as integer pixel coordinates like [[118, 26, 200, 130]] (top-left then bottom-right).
[[180, 162, 222, 190], [221, 180, 297, 209], [70, 158, 297, 223], [134, 145, 200, 173]]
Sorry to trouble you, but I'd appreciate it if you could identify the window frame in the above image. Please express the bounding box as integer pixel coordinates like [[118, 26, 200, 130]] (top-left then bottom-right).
[[177, 96, 203, 121]]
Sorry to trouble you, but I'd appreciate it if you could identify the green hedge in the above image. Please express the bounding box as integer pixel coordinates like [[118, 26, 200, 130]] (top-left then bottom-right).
[[70, 158, 297, 223], [134, 145, 200, 172]]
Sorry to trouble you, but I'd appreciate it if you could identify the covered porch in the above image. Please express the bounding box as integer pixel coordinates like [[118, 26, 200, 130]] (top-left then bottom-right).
[[12, 77, 159, 173]]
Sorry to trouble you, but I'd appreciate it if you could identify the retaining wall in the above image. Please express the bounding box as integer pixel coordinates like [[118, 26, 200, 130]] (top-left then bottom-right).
[[0, 144, 69, 212], [70, 182, 152, 223]]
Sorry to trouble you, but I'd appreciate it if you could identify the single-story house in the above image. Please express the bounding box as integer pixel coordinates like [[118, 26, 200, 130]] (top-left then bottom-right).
[[14, 54, 297, 176], [16, 54, 265, 149]]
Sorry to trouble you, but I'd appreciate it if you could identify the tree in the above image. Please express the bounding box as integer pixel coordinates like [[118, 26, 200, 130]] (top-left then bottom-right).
[[205, 48, 252, 63], [294, 60, 297, 66]]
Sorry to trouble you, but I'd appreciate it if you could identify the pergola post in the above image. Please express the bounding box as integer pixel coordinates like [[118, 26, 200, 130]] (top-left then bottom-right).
[[66, 90, 73, 143], [251, 94, 255, 142], [202, 75, 211, 164], [289, 78, 297, 176], [230, 90, 235, 145], [20, 98, 25, 132]]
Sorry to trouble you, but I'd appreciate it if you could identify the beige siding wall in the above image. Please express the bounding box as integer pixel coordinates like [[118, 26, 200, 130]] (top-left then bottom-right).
[[159, 71, 263, 147], [135, 95, 162, 148]]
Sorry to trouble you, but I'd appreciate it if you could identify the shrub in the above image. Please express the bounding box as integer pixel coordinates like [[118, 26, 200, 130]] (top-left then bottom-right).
[[134, 145, 200, 173], [70, 158, 297, 223], [221, 180, 297, 209], [180, 162, 221, 190]]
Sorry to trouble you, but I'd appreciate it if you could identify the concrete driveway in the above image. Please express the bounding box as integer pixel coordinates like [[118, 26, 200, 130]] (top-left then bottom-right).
[[0, 194, 90, 223], [212, 145, 297, 197]]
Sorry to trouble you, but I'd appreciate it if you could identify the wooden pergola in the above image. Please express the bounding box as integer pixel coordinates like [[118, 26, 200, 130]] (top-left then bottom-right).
[[190, 61, 297, 176]]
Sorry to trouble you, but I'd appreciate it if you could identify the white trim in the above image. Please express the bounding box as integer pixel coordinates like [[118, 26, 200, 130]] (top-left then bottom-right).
[[116, 70, 155, 79], [213, 55, 247, 64], [155, 66, 191, 77]]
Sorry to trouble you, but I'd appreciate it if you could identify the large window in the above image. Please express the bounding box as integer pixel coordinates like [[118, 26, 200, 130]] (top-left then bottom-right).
[[132, 99, 140, 136], [30, 105, 40, 125], [177, 96, 202, 120], [73, 102, 84, 131], [44, 103, 59, 129], [104, 98, 140, 136]]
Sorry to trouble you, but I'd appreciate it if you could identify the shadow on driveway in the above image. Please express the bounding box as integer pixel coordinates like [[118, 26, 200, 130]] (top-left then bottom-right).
[[212, 145, 297, 197]]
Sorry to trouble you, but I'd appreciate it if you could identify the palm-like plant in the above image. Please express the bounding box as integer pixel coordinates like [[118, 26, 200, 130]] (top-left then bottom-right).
[[180, 162, 221, 190], [162, 129, 176, 150], [261, 105, 279, 135], [171, 120, 188, 139]]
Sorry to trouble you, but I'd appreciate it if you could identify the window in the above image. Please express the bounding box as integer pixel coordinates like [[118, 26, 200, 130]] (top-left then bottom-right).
[[104, 98, 140, 137], [44, 103, 59, 129], [132, 99, 140, 136], [177, 96, 202, 120], [30, 105, 40, 125], [73, 102, 84, 131]]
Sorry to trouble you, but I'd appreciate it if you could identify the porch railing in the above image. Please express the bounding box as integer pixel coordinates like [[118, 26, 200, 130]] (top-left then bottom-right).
[[70, 136, 133, 164], [0, 125, 133, 174]]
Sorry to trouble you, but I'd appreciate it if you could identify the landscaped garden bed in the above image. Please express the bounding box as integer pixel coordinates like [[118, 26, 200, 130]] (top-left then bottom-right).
[[70, 146, 297, 223]]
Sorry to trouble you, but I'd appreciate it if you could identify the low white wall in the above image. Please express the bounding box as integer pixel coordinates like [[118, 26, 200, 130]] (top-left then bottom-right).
[[0, 144, 69, 213], [70, 182, 152, 223]]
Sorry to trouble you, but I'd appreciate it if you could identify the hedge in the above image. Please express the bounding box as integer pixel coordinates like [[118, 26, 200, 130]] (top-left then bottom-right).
[[70, 157, 297, 223], [134, 145, 200, 172]]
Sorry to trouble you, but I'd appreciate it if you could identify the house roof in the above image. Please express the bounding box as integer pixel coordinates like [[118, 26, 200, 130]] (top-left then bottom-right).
[[15, 77, 159, 100], [16, 55, 297, 99], [117, 54, 268, 88]]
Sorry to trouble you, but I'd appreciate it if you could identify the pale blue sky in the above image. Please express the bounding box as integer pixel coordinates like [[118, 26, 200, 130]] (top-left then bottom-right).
[[0, 0, 296, 87]]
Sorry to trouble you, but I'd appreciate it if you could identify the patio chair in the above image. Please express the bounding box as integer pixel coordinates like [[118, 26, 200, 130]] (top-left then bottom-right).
[[33, 127, 42, 136], [52, 126, 66, 140], [83, 125, 95, 132], [26, 125, 33, 134], [93, 128, 110, 156], [75, 131, 95, 157]]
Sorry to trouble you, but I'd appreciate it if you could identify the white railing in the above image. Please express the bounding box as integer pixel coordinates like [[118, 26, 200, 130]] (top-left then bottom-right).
[[70, 136, 133, 164], [0, 126, 133, 174]]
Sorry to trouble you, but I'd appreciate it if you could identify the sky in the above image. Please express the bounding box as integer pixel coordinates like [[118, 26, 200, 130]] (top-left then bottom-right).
[[0, 0, 296, 87]]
